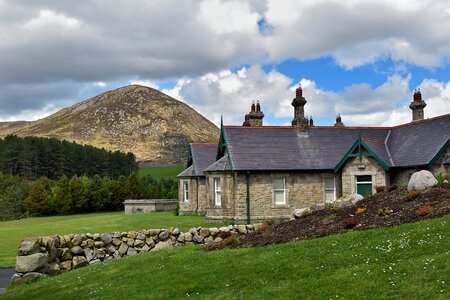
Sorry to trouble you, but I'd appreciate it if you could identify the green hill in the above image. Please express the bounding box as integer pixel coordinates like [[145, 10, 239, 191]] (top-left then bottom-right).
[[4, 215, 449, 299]]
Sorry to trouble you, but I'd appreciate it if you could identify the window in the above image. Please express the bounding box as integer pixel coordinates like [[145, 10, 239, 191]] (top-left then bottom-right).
[[183, 182, 189, 202], [356, 175, 372, 197], [214, 178, 222, 206], [273, 177, 286, 205], [324, 177, 336, 203]]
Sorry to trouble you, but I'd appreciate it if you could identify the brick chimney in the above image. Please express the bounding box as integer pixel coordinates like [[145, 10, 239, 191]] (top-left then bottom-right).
[[409, 89, 426, 121], [309, 116, 314, 126], [243, 101, 264, 126], [334, 114, 344, 127], [292, 84, 308, 132]]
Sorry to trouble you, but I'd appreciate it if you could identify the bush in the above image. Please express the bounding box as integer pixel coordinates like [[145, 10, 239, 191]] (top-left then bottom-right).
[[375, 185, 386, 193], [24, 177, 53, 215], [325, 204, 340, 213], [378, 207, 393, 216], [173, 202, 180, 216], [436, 173, 450, 184], [416, 205, 433, 216], [387, 184, 398, 192], [355, 207, 366, 214], [342, 218, 358, 229], [0, 183, 30, 220], [405, 191, 421, 201]]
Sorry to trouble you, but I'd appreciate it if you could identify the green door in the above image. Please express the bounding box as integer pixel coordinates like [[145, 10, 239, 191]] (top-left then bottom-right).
[[357, 183, 372, 197], [356, 175, 372, 197]]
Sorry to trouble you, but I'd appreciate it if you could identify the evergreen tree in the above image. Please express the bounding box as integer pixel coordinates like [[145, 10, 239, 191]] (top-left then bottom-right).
[[24, 177, 53, 215]]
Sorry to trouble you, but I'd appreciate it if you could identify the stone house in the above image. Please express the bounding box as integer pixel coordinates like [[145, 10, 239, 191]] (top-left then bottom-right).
[[178, 87, 450, 224]]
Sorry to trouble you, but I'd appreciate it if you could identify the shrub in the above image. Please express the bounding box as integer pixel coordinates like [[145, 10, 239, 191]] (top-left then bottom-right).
[[405, 190, 421, 201], [325, 204, 340, 213], [387, 184, 398, 192], [173, 202, 180, 216], [320, 214, 337, 224], [375, 185, 386, 193], [342, 218, 358, 229], [355, 207, 366, 214], [378, 207, 393, 216], [416, 205, 433, 216]]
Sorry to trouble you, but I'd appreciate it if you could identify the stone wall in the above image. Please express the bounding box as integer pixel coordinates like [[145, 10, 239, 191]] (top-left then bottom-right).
[[124, 199, 177, 214], [341, 156, 388, 196], [178, 177, 208, 215], [430, 143, 450, 176], [206, 171, 337, 224], [12, 224, 261, 285]]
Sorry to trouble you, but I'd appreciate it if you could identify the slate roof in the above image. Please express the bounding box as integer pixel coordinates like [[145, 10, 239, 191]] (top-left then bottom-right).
[[219, 114, 450, 171], [204, 156, 231, 172], [178, 143, 217, 177]]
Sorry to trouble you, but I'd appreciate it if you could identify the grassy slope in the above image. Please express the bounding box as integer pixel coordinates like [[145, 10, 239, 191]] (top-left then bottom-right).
[[5, 215, 449, 299], [0, 212, 215, 266], [138, 166, 185, 180]]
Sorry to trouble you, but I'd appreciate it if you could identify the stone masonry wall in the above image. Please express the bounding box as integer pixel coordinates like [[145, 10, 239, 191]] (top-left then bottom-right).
[[206, 171, 337, 223], [341, 156, 388, 196], [431, 144, 450, 176], [12, 224, 261, 285], [179, 178, 208, 215]]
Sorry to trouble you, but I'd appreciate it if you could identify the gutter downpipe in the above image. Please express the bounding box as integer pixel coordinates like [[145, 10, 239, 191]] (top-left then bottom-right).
[[246, 171, 250, 225], [196, 176, 199, 215]]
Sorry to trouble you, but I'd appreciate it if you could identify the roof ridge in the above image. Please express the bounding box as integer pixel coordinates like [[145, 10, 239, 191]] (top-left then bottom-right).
[[361, 137, 385, 145], [224, 126, 295, 129], [190, 142, 218, 145]]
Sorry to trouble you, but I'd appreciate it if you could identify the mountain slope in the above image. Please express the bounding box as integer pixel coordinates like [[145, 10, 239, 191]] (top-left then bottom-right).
[[0, 85, 219, 165]]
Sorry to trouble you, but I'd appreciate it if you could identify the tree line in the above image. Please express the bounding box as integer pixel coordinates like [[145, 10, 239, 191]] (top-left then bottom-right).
[[0, 135, 138, 180], [0, 173, 178, 220]]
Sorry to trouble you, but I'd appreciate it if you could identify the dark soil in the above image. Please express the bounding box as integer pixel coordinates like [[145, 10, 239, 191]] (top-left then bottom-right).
[[206, 183, 450, 250]]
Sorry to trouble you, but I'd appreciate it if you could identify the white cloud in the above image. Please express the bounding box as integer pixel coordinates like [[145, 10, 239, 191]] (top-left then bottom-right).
[[130, 80, 159, 89], [22, 9, 81, 30]]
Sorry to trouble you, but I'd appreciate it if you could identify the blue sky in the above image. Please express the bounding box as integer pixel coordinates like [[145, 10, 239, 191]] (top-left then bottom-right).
[[0, 0, 449, 126]]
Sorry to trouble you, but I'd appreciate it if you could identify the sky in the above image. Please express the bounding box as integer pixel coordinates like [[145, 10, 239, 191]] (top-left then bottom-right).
[[0, 0, 449, 127]]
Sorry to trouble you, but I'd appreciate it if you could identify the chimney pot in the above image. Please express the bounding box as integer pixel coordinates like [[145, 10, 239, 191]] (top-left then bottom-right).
[[251, 101, 256, 112], [296, 84, 303, 98], [309, 116, 314, 126], [256, 100, 261, 112]]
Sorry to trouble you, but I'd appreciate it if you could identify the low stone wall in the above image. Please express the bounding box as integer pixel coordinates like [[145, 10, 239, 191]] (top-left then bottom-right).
[[123, 199, 177, 214], [12, 224, 261, 284]]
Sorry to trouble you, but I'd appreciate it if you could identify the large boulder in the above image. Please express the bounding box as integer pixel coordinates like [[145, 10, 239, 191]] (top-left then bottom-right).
[[335, 194, 364, 208], [150, 240, 173, 252], [16, 253, 48, 273], [18, 238, 41, 256], [293, 207, 311, 219], [408, 170, 438, 191]]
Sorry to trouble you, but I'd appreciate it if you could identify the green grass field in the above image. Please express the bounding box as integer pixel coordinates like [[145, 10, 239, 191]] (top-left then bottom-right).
[[138, 166, 185, 180], [4, 215, 449, 299], [0, 212, 215, 266]]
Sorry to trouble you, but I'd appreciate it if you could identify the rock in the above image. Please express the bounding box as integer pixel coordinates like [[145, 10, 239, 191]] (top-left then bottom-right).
[[101, 233, 112, 245], [336, 194, 364, 208], [213, 237, 223, 243], [408, 170, 438, 191], [85, 239, 95, 248], [60, 260, 72, 271], [293, 207, 312, 219], [245, 224, 254, 232], [141, 244, 150, 253], [126, 239, 135, 246], [95, 241, 105, 248], [127, 247, 138, 256], [84, 248, 94, 262], [11, 273, 23, 285], [204, 237, 214, 246], [127, 231, 137, 239], [120, 232, 128, 237], [184, 232, 193, 242], [192, 234, 204, 243], [72, 256, 88, 269], [15, 253, 48, 273], [150, 240, 173, 252], [177, 233, 185, 242], [70, 246, 83, 255], [93, 233, 101, 241], [60, 248, 72, 261], [172, 228, 180, 236], [94, 248, 106, 260], [18, 238, 40, 256], [142, 230, 150, 236], [149, 229, 161, 236], [105, 244, 116, 255], [112, 238, 122, 246], [118, 243, 128, 256], [237, 225, 247, 234], [134, 240, 145, 247], [89, 259, 101, 265], [63, 235, 73, 248], [44, 262, 60, 275], [209, 227, 219, 237], [444, 179, 449, 184], [159, 230, 170, 241], [189, 228, 197, 235], [145, 237, 155, 247], [86, 233, 93, 239], [199, 228, 210, 237], [136, 232, 146, 240], [113, 251, 121, 259], [72, 234, 82, 246], [219, 226, 229, 233], [253, 223, 261, 232]]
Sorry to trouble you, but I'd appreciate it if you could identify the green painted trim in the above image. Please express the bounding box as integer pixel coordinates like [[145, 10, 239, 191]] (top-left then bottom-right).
[[246, 171, 250, 225], [187, 145, 193, 168], [427, 137, 450, 169], [215, 122, 234, 172], [334, 139, 390, 172]]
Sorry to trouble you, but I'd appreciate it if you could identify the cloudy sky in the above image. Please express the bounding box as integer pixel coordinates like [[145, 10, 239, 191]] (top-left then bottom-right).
[[0, 0, 449, 126]]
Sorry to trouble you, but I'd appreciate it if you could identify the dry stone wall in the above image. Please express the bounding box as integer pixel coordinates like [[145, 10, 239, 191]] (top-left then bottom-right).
[[12, 224, 261, 285]]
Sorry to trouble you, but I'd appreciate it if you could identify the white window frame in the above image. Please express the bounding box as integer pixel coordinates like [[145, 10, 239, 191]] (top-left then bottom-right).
[[214, 178, 222, 206], [183, 182, 189, 202], [324, 176, 336, 203], [272, 177, 286, 205]]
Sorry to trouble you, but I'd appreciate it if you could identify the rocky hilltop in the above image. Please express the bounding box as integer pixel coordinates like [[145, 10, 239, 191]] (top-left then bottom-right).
[[0, 85, 219, 165]]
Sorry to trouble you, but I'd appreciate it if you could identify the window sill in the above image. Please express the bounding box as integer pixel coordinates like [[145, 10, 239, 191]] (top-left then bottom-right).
[[271, 204, 290, 209]]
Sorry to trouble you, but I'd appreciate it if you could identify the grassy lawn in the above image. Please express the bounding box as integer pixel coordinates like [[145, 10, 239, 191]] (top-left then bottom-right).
[[4, 215, 449, 299], [138, 166, 185, 180], [0, 212, 215, 266]]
